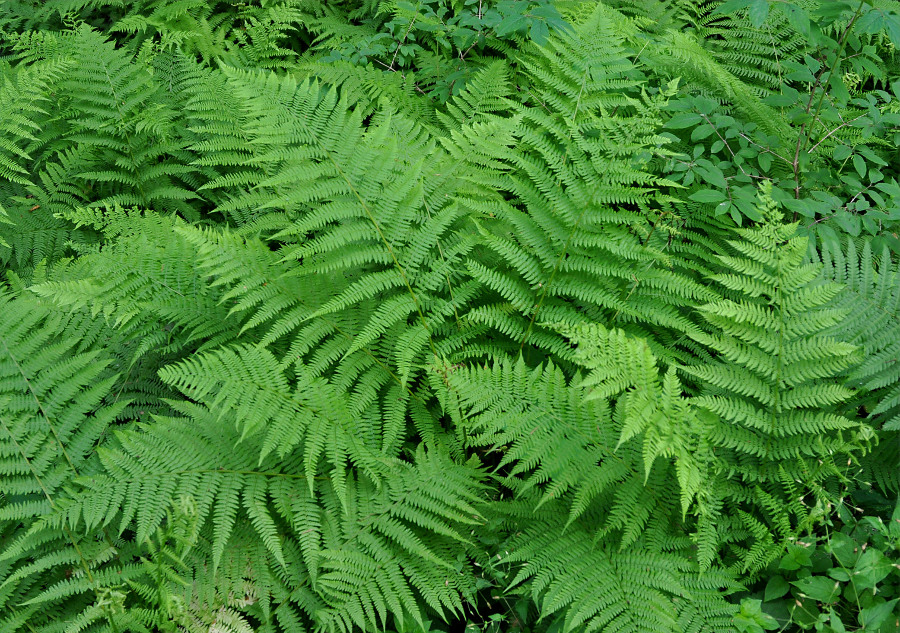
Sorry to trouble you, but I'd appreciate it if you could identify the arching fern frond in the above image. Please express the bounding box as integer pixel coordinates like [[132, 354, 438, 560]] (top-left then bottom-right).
[[58, 406, 486, 633], [169, 66, 491, 433], [0, 57, 69, 198], [463, 4, 714, 362], [816, 238, 900, 492], [32, 26, 201, 216], [157, 343, 389, 496], [680, 0, 808, 93], [32, 208, 237, 358], [684, 187, 864, 481], [27, 208, 241, 421], [0, 57, 76, 260], [681, 184, 868, 572], [436, 59, 513, 131], [313, 447, 486, 633], [0, 291, 127, 627], [504, 512, 739, 633], [438, 331, 693, 550], [646, 28, 792, 141], [0, 291, 125, 522], [818, 239, 900, 430]]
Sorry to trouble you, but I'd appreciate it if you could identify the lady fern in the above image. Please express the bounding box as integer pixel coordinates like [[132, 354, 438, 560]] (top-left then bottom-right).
[[0, 291, 129, 631], [681, 184, 868, 573], [816, 238, 900, 494], [0, 2, 898, 631]]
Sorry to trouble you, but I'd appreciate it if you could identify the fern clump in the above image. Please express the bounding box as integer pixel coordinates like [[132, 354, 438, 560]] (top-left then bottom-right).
[[1, 1, 898, 631]]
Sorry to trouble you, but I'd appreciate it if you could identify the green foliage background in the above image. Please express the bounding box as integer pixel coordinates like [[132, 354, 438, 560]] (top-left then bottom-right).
[[0, 0, 899, 632]]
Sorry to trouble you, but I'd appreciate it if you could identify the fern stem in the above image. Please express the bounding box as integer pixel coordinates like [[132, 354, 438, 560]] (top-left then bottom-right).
[[770, 230, 785, 460]]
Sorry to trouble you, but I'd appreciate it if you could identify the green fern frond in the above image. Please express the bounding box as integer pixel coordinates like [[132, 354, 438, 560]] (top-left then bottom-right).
[[439, 332, 693, 548], [0, 292, 125, 519], [681, 185, 867, 572], [314, 448, 485, 633], [461, 5, 715, 361], [437, 60, 514, 130], [818, 239, 900, 428], [682, 0, 808, 92], [0, 57, 75, 255], [0, 291, 128, 627], [51, 26, 198, 214], [685, 203, 862, 479], [816, 238, 900, 492], [0, 58, 68, 189], [157, 343, 389, 496], [646, 28, 792, 141], [31, 209, 238, 355], [505, 515, 738, 633], [61, 408, 485, 632]]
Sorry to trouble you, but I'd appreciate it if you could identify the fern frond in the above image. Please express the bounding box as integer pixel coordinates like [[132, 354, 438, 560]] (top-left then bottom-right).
[[681, 185, 867, 572], [61, 408, 485, 632], [52, 26, 198, 214], [646, 29, 792, 141], [0, 58, 68, 189], [30, 208, 239, 369], [818, 239, 900, 427], [157, 343, 389, 495], [816, 238, 900, 492], [439, 326, 698, 548], [682, 0, 808, 92], [462, 4, 714, 361], [0, 292, 125, 520], [0, 291, 128, 628], [314, 447, 485, 633], [505, 515, 739, 633], [437, 59, 514, 130]]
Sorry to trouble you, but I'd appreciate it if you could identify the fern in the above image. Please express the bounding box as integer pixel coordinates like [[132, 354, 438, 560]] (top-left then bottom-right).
[[2, 2, 899, 631], [818, 239, 900, 429], [157, 343, 388, 493], [463, 5, 714, 364], [58, 406, 486, 632], [0, 57, 72, 254], [681, 0, 808, 93], [434, 322, 745, 630], [0, 59, 65, 194], [816, 239, 900, 493], [28, 209, 240, 422], [439, 333, 688, 545], [58, 27, 198, 211], [504, 513, 739, 633], [166, 63, 489, 428], [0, 291, 127, 630], [681, 184, 869, 573]]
